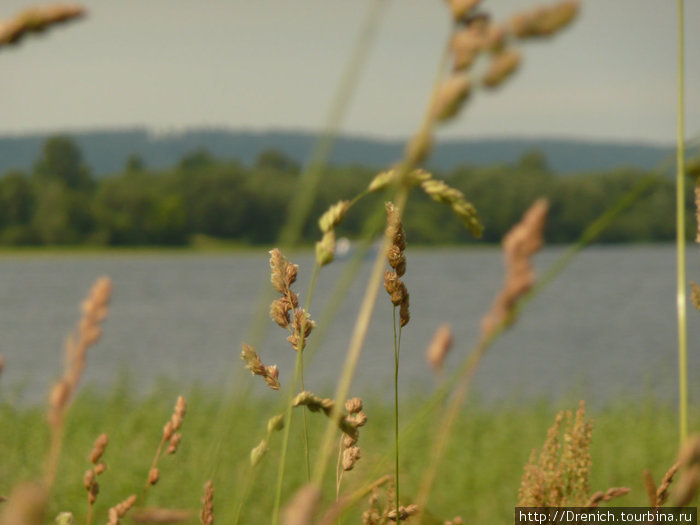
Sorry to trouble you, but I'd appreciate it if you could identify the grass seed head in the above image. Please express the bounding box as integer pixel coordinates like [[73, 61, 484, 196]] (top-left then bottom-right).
[[386, 504, 419, 521], [200, 480, 214, 525], [148, 467, 160, 486], [483, 48, 521, 88], [433, 74, 472, 122], [89, 433, 109, 464], [345, 397, 363, 414], [0, 4, 86, 48], [250, 439, 269, 467], [319, 200, 350, 233], [166, 433, 182, 455], [426, 323, 453, 373], [316, 230, 336, 267], [446, 0, 482, 22]]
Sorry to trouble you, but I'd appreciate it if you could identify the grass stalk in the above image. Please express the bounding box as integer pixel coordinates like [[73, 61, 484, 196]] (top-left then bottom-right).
[[393, 306, 400, 515], [271, 262, 320, 525], [676, 0, 688, 444]]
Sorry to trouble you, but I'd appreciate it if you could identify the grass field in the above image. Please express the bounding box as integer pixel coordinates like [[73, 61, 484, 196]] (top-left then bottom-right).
[[0, 383, 695, 523]]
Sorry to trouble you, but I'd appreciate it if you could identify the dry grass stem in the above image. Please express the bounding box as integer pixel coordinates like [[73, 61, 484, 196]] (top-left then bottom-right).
[[0, 482, 48, 525], [643, 469, 658, 506], [200, 480, 214, 525], [481, 199, 548, 342], [143, 396, 186, 499], [49, 276, 112, 426], [241, 343, 281, 390], [107, 494, 137, 525], [0, 355, 4, 378], [0, 4, 85, 48], [45, 276, 112, 488], [426, 323, 453, 374], [85, 433, 109, 525], [656, 462, 680, 507], [671, 435, 700, 506], [131, 508, 193, 523], [282, 484, 321, 525], [586, 487, 631, 508]]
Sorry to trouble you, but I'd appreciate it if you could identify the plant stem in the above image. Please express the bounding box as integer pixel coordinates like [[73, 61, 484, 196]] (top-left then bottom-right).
[[271, 262, 320, 525], [676, 0, 688, 444], [393, 306, 400, 515]]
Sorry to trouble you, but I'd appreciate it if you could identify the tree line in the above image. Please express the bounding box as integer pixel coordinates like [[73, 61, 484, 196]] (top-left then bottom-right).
[[0, 135, 691, 247]]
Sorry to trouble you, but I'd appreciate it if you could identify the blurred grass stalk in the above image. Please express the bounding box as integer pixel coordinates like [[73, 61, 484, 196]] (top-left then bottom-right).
[[676, 0, 688, 444]]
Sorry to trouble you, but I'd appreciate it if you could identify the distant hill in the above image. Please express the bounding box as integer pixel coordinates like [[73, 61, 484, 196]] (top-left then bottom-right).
[[0, 127, 673, 177]]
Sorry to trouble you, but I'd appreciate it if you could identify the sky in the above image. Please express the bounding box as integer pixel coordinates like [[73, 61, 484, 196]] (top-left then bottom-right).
[[1, 0, 698, 144]]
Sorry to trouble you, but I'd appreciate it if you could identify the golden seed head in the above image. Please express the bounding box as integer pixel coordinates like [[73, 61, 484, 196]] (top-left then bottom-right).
[[94, 462, 107, 475], [148, 467, 159, 486], [349, 411, 368, 428], [170, 395, 187, 431], [483, 48, 521, 88], [451, 26, 484, 71], [387, 504, 419, 521], [342, 446, 361, 471], [264, 365, 281, 390], [345, 397, 363, 414], [319, 200, 350, 233], [433, 74, 472, 122], [269, 248, 297, 293], [200, 480, 215, 525], [89, 433, 109, 464], [250, 439, 268, 467], [267, 413, 285, 433], [510, 1, 579, 38], [426, 323, 453, 373], [343, 434, 357, 448], [399, 296, 410, 327], [316, 230, 336, 267], [270, 297, 292, 328], [83, 469, 95, 490], [167, 433, 182, 455], [446, 0, 482, 22]]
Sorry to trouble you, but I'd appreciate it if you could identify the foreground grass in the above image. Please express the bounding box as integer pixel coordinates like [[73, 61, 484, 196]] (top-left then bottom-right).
[[0, 384, 696, 523]]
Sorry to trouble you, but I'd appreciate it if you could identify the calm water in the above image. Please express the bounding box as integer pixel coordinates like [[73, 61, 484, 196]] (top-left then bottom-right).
[[1, 246, 698, 405]]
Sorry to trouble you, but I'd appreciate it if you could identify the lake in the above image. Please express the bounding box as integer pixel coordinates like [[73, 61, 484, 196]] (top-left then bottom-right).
[[1, 245, 698, 406]]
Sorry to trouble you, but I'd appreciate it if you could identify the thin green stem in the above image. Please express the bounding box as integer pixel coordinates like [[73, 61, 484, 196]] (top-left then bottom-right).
[[393, 306, 400, 515], [676, 0, 688, 444]]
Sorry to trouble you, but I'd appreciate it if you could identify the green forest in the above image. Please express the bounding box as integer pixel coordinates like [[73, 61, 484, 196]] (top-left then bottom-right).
[[0, 135, 692, 247]]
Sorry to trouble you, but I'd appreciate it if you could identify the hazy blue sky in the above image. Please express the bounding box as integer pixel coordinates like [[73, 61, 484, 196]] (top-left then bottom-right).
[[2, 0, 698, 144]]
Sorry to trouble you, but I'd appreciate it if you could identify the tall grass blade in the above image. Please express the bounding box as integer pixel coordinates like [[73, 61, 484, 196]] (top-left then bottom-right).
[[676, 0, 688, 444]]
